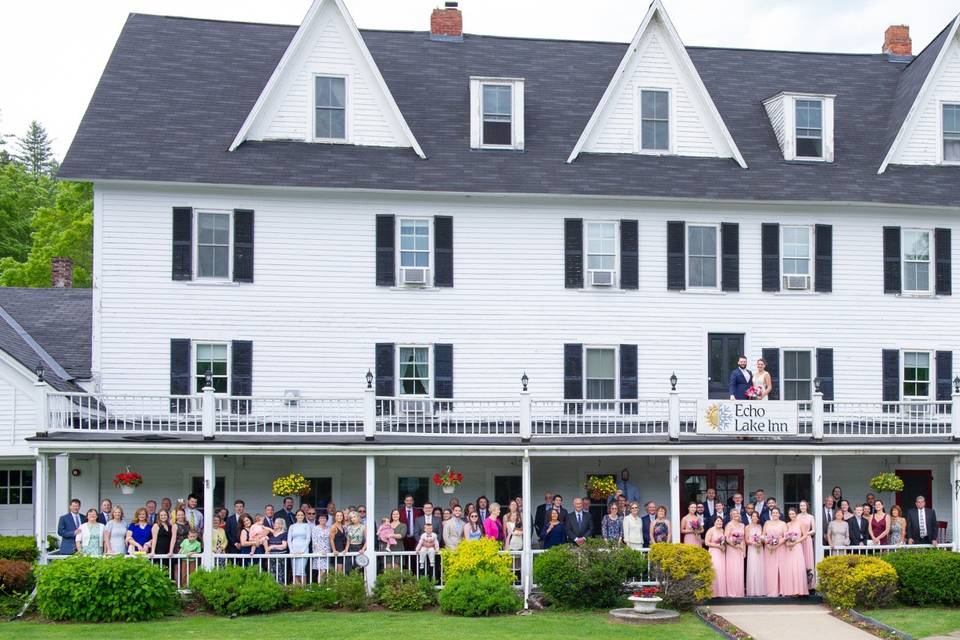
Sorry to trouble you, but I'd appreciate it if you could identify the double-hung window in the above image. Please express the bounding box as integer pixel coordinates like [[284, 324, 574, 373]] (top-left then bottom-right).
[[795, 99, 823, 158], [196, 211, 231, 280], [902, 229, 932, 293], [944, 104, 960, 163], [195, 343, 228, 393], [640, 89, 670, 151], [782, 350, 813, 401], [902, 351, 931, 400], [687, 224, 718, 288], [399, 218, 430, 285], [314, 76, 346, 141], [398, 347, 430, 397], [781, 226, 812, 289], [585, 348, 616, 411], [482, 84, 513, 146], [586, 222, 616, 286], [470, 78, 524, 150]]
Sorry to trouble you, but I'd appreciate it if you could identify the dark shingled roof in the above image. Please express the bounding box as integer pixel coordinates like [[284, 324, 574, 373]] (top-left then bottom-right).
[[0, 289, 92, 392], [58, 13, 960, 207]]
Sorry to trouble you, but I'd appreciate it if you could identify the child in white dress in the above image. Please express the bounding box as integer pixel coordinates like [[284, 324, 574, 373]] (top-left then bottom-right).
[[416, 522, 439, 569]]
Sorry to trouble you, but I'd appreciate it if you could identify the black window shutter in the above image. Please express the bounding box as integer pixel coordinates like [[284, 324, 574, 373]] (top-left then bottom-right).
[[375, 343, 395, 415], [935, 228, 951, 296], [883, 227, 901, 294], [882, 349, 900, 410], [620, 220, 639, 290], [376, 215, 396, 287], [231, 340, 253, 415], [666, 221, 685, 290], [563, 343, 583, 414], [233, 209, 254, 283], [619, 344, 638, 415], [721, 223, 739, 292], [761, 223, 780, 292], [564, 219, 584, 289], [169, 338, 192, 412], [172, 207, 193, 281], [434, 216, 453, 288], [814, 224, 832, 293], [936, 350, 953, 403], [434, 344, 453, 410], [761, 348, 779, 400], [816, 348, 834, 405]]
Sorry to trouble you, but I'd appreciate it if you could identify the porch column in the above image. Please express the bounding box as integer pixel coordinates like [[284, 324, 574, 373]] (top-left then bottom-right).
[[669, 455, 680, 542], [952, 456, 960, 552], [34, 454, 49, 563], [521, 450, 532, 608], [201, 455, 215, 570], [364, 456, 376, 592], [812, 455, 824, 573], [54, 454, 70, 522]]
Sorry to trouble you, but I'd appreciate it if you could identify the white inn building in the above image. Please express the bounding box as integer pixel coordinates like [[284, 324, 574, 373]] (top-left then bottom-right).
[[2, 0, 960, 596]]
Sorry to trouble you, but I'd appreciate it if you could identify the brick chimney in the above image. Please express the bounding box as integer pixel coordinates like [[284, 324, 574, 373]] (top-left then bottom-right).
[[883, 25, 912, 56], [430, 2, 463, 41], [52, 257, 73, 288]]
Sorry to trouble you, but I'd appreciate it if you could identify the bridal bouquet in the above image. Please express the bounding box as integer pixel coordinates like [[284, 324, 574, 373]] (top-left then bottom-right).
[[745, 385, 764, 400]]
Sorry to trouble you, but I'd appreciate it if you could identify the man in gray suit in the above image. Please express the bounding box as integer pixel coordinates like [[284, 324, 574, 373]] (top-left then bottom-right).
[[57, 498, 83, 555], [414, 501, 443, 579]]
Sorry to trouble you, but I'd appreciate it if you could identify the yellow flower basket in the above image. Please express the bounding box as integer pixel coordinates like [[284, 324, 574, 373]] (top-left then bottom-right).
[[272, 473, 311, 497]]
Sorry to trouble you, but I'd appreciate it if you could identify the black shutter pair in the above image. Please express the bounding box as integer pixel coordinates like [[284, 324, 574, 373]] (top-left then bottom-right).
[[169, 339, 252, 414], [563, 219, 639, 289], [666, 221, 739, 291], [883, 227, 951, 295], [375, 215, 453, 287], [172, 208, 254, 283], [759, 348, 834, 402], [881, 349, 953, 407], [563, 344, 638, 415], [374, 343, 453, 412], [761, 224, 832, 292]]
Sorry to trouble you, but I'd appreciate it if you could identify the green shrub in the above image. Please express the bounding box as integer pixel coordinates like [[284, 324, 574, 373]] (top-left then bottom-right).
[[439, 573, 521, 616], [816, 555, 898, 610], [373, 568, 437, 611], [442, 537, 515, 583], [0, 536, 38, 562], [189, 565, 286, 616], [35, 556, 177, 622], [533, 539, 647, 609], [286, 582, 338, 610], [0, 592, 28, 618], [0, 559, 33, 593], [648, 543, 714, 611], [884, 550, 960, 606], [325, 570, 369, 610]]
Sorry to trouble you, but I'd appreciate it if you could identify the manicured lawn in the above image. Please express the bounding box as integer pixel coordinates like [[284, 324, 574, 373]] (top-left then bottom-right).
[[2, 610, 718, 638], [863, 608, 960, 638]]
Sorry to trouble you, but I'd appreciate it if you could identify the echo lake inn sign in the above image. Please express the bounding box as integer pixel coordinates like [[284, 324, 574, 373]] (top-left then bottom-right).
[[696, 401, 800, 436]]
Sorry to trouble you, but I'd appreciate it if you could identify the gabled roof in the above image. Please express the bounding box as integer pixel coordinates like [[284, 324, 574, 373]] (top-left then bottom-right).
[[567, 0, 746, 167]]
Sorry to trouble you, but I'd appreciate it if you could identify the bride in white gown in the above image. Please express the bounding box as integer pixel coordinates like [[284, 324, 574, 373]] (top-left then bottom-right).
[[755, 358, 773, 400]]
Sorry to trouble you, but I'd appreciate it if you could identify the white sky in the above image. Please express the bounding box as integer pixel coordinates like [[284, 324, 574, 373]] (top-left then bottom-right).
[[1, 0, 957, 160]]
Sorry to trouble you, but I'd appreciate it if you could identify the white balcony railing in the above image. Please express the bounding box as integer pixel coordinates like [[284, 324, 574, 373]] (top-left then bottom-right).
[[215, 397, 365, 435], [531, 400, 669, 436], [375, 397, 520, 436], [824, 401, 953, 437]]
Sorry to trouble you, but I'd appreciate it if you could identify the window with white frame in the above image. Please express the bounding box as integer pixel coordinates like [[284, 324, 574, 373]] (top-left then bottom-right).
[[482, 84, 513, 146], [585, 348, 616, 410], [586, 222, 616, 286], [0, 469, 32, 505], [782, 226, 812, 289], [902, 351, 931, 399], [944, 104, 960, 163], [470, 78, 524, 150], [795, 99, 823, 158], [314, 76, 346, 141], [640, 89, 670, 151], [902, 229, 932, 293], [687, 224, 718, 288], [399, 219, 430, 284], [195, 343, 228, 393], [196, 211, 231, 280], [398, 347, 429, 396], [782, 350, 813, 401]]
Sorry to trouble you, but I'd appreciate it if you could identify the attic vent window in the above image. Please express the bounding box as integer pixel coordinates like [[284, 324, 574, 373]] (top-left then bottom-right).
[[762, 92, 834, 163], [795, 99, 823, 158], [944, 104, 960, 163], [314, 76, 346, 141], [640, 89, 670, 151]]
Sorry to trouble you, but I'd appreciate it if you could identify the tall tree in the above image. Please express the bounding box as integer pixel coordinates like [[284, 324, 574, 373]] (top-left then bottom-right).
[[16, 120, 56, 178]]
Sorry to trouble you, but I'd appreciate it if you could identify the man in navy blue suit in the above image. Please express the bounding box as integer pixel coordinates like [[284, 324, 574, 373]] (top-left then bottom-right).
[[57, 498, 83, 555], [728, 355, 753, 400]]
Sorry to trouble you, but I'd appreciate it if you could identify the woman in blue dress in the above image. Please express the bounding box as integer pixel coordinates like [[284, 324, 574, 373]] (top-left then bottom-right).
[[126, 507, 154, 554], [287, 510, 311, 585], [541, 508, 566, 549]]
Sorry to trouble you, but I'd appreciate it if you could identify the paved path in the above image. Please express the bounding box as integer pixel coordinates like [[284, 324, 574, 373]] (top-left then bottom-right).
[[709, 604, 875, 640]]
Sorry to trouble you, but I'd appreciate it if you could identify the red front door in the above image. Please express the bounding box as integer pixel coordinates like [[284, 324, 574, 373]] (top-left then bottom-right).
[[895, 469, 933, 508]]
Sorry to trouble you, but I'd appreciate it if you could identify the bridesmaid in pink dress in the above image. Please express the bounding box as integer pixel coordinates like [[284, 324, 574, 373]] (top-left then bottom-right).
[[724, 510, 746, 597], [704, 516, 727, 597], [762, 508, 787, 597], [797, 500, 816, 579], [680, 502, 703, 546], [782, 508, 810, 596], [745, 511, 766, 596]]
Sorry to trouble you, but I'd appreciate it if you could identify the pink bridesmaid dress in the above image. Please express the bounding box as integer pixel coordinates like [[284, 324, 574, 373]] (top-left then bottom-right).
[[681, 516, 702, 547], [798, 513, 815, 573], [745, 524, 766, 596], [763, 521, 787, 597], [780, 524, 810, 596], [724, 523, 746, 597], [705, 528, 727, 597]]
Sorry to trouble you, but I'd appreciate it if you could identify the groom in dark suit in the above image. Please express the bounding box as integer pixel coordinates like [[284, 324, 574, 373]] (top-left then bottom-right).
[[906, 495, 938, 545], [728, 356, 753, 400]]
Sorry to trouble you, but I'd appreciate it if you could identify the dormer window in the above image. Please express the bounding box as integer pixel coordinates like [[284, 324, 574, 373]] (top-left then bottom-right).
[[640, 89, 670, 152], [763, 92, 834, 162], [314, 76, 346, 141], [795, 99, 823, 158], [944, 104, 960, 163], [470, 77, 524, 150]]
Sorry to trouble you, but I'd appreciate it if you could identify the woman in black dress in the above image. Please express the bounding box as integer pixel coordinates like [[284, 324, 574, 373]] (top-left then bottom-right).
[[329, 510, 348, 573], [150, 510, 176, 581]]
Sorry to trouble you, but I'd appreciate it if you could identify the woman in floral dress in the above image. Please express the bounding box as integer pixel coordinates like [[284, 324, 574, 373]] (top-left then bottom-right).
[[649, 505, 670, 544], [312, 512, 332, 579]]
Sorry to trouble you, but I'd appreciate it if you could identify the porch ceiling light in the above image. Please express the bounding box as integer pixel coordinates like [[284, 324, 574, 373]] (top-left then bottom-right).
[[669, 372, 677, 391], [366, 369, 374, 389], [521, 372, 529, 391]]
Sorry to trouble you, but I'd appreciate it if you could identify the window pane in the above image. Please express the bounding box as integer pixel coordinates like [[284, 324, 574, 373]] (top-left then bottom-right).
[[796, 100, 822, 129], [944, 104, 960, 135], [586, 349, 615, 378], [641, 90, 669, 150], [483, 121, 512, 145], [483, 85, 511, 117], [197, 213, 230, 279], [315, 77, 345, 109], [687, 226, 717, 287], [903, 231, 930, 260], [796, 137, 823, 158], [946, 140, 960, 162]]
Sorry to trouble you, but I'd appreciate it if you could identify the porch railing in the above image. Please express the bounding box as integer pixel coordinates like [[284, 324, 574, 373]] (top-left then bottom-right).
[[827, 543, 939, 556], [823, 401, 953, 437], [375, 398, 520, 436]]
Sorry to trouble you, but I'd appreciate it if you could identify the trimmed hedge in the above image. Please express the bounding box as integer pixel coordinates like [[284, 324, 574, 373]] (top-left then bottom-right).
[[816, 555, 898, 610], [442, 538, 515, 583], [0, 536, 38, 562], [286, 583, 338, 610], [373, 569, 437, 611], [189, 565, 286, 616], [438, 573, 521, 617], [533, 539, 647, 609], [648, 543, 714, 611], [884, 550, 960, 606]]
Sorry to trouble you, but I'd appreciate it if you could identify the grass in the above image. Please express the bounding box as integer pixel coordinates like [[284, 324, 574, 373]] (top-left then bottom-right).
[[2, 610, 719, 639], [862, 608, 960, 639]]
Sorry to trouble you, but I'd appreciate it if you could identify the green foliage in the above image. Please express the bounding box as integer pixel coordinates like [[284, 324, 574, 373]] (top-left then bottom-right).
[[285, 582, 338, 610], [648, 543, 714, 611], [534, 539, 647, 609], [0, 163, 55, 262], [0, 592, 28, 618], [324, 570, 369, 610], [15, 121, 56, 179], [442, 538, 515, 583], [0, 559, 33, 592], [438, 573, 522, 617], [0, 535, 39, 562], [816, 555, 898, 610], [35, 556, 177, 622], [869, 473, 904, 493], [373, 568, 437, 611], [884, 550, 960, 606], [189, 564, 286, 616]]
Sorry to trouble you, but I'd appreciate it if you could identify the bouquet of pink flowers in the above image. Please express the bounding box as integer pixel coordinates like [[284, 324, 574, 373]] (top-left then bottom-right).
[[745, 385, 764, 400], [786, 531, 800, 546], [766, 534, 781, 548], [717, 535, 726, 548], [729, 531, 744, 546], [751, 533, 762, 545]]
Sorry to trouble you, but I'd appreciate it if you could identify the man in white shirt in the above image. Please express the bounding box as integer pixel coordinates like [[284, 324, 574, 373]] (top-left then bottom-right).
[[701, 487, 719, 521], [565, 498, 592, 545], [97, 498, 113, 525], [183, 493, 204, 530], [907, 495, 938, 546]]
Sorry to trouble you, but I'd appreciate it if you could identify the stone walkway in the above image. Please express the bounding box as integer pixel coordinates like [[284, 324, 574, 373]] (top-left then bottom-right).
[[709, 604, 875, 640]]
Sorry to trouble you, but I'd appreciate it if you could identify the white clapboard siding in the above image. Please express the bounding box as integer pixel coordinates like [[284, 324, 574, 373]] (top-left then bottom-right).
[[95, 183, 959, 405], [764, 95, 786, 152], [0, 368, 40, 456]]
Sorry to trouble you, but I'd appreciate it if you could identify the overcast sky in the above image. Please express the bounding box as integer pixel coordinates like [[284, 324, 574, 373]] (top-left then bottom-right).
[[2, 0, 957, 160]]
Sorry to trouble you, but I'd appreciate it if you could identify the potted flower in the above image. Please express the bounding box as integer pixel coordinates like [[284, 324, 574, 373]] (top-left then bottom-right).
[[870, 472, 905, 493], [433, 466, 463, 494], [628, 586, 662, 613], [272, 473, 311, 497], [585, 475, 617, 501], [113, 469, 143, 495]]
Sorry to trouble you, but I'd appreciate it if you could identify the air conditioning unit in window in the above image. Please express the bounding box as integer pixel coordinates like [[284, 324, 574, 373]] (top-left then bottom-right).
[[783, 274, 811, 290], [401, 268, 429, 286], [590, 270, 614, 287]]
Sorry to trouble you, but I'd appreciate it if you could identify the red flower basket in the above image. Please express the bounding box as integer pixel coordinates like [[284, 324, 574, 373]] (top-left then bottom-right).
[[433, 466, 463, 494], [113, 471, 143, 495]]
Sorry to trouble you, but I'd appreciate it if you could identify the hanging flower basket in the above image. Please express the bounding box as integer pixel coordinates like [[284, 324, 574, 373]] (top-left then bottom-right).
[[869, 472, 905, 493], [433, 466, 463, 493], [586, 475, 617, 500], [272, 473, 311, 497], [113, 471, 143, 495]]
